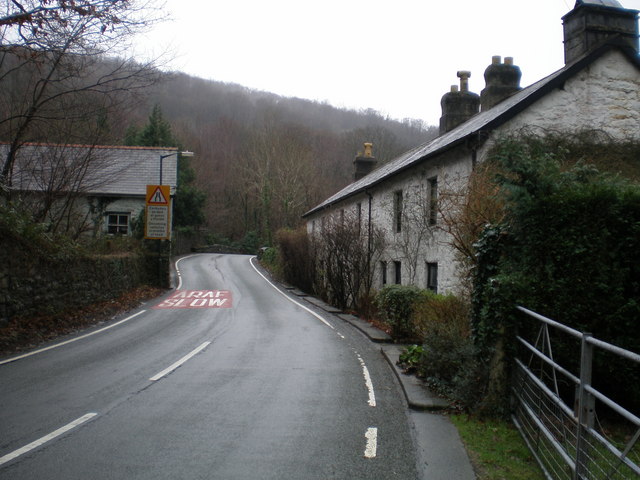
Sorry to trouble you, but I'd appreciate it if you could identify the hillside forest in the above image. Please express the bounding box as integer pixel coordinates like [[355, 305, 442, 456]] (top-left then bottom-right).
[[131, 75, 438, 244], [0, 1, 437, 246]]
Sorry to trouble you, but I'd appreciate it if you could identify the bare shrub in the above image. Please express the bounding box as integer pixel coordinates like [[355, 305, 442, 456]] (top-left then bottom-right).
[[412, 293, 471, 341], [275, 227, 315, 293], [312, 211, 385, 311], [437, 161, 506, 293]]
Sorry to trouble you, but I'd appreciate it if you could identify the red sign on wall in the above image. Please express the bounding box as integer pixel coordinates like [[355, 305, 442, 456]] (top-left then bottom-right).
[[154, 290, 232, 309]]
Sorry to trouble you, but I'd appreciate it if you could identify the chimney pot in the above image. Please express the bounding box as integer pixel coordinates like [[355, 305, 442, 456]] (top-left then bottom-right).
[[363, 142, 373, 158], [481, 56, 522, 111], [439, 72, 480, 135], [492, 55, 502, 65], [457, 70, 471, 92], [353, 143, 377, 181]]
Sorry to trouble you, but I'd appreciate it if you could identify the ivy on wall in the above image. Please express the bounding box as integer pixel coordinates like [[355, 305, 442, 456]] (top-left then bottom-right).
[[472, 133, 640, 410]]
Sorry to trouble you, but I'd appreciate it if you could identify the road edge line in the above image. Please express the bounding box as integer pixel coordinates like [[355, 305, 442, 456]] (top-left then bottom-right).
[[249, 257, 334, 330], [0, 310, 147, 366]]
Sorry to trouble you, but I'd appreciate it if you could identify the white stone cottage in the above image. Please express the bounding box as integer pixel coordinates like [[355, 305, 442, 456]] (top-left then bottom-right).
[[2, 142, 179, 236], [303, 0, 640, 295]]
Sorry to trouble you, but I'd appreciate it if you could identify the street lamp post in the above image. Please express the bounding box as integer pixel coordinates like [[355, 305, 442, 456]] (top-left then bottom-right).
[[159, 150, 193, 184], [151, 150, 194, 288]]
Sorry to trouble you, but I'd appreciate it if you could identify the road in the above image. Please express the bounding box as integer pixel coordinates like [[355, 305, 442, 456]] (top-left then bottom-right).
[[0, 253, 419, 479]]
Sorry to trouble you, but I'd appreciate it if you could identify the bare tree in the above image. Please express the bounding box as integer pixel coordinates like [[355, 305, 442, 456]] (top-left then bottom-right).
[[6, 142, 129, 237], [240, 118, 320, 243], [0, 0, 164, 192], [436, 162, 506, 292]]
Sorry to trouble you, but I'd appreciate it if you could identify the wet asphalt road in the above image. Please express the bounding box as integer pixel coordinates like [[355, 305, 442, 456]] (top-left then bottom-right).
[[0, 254, 418, 479]]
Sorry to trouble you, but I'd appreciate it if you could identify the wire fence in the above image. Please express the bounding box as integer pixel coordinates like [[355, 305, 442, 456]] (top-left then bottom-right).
[[512, 306, 640, 480]]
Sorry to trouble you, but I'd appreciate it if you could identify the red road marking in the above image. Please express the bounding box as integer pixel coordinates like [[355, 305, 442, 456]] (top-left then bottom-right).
[[154, 290, 232, 309]]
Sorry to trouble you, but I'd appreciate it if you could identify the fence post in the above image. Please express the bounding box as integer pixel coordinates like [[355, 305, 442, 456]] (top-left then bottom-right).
[[574, 333, 595, 480]]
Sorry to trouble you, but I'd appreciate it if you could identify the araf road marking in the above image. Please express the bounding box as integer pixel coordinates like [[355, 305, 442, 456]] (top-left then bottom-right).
[[154, 290, 232, 309], [364, 427, 378, 458], [150, 341, 211, 381], [0, 413, 98, 466]]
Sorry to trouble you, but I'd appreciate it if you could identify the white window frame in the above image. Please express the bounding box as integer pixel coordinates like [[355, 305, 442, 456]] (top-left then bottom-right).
[[106, 212, 131, 235]]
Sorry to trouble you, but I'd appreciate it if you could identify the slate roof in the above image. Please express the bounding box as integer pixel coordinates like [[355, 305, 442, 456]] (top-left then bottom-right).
[[2, 143, 179, 196], [577, 0, 623, 7], [303, 43, 640, 218]]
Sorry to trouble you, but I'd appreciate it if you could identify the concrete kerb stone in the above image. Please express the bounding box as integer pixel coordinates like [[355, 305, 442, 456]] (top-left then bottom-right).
[[250, 261, 449, 411], [380, 344, 450, 411], [225, 259, 472, 478], [337, 313, 392, 343], [292, 293, 448, 411], [304, 296, 342, 313]]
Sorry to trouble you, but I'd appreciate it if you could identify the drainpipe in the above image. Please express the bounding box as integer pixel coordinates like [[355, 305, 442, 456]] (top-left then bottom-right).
[[366, 190, 373, 290]]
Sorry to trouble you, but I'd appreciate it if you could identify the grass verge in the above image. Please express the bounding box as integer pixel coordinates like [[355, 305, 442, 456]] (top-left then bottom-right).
[[449, 414, 545, 480]]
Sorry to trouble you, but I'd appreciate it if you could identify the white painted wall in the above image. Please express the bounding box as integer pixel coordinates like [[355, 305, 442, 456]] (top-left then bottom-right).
[[307, 49, 640, 296], [497, 50, 640, 139]]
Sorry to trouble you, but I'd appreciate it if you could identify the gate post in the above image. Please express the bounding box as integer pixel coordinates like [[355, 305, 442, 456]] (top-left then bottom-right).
[[574, 333, 595, 480]]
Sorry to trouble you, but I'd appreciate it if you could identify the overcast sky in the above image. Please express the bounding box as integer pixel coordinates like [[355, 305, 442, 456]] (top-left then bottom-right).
[[134, 0, 640, 126]]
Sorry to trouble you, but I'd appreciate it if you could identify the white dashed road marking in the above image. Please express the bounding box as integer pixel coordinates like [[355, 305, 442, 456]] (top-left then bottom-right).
[[0, 413, 98, 466]]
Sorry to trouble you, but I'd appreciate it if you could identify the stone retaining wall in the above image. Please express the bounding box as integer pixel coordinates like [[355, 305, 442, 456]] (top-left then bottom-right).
[[0, 231, 166, 324]]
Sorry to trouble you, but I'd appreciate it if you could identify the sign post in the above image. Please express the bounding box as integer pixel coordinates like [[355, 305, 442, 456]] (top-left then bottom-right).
[[145, 185, 171, 240]]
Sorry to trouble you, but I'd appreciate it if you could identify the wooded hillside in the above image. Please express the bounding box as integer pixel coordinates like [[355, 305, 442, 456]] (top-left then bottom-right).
[[128, 72, 438, 244], [1, 0, 437, 247]]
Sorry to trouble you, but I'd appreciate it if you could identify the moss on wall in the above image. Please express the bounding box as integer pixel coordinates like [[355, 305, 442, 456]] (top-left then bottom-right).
[[0, 227, 163, 323]]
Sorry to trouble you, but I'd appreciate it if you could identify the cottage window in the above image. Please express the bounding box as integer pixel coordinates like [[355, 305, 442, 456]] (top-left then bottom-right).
[[381, 261, 387, 286], [106, 213, 130, 235], [427, 262, 438, 293], [394, 260, 402, 284], [356, 202, 362, 233], [393, 190, 403, 233], [428, 177, 438, 226]]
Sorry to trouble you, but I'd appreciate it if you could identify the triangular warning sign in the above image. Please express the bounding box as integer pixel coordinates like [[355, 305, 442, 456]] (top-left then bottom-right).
[[148, 186, 168, 205]]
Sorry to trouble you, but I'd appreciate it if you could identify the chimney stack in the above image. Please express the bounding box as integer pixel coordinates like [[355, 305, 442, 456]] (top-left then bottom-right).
[[480, 56, 522, 111], [562, 0, 639, 65], [353, 142, 376, 181], [439, 71, 480, 135]]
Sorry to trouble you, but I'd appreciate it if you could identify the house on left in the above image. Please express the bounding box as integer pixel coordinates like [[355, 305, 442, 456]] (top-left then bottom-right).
[[1, 143, 179, 237]]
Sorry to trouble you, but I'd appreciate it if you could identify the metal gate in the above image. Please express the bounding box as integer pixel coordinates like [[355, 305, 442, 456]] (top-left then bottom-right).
[[512, 306, 640, 479]]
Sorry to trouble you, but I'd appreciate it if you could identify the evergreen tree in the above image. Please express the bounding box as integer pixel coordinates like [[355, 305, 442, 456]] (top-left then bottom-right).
[[125, 105, 206, 232], [125, 104, 176, 147]]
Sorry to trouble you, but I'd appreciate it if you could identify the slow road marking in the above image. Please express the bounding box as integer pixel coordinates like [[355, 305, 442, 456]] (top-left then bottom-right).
[[154, 290, 232, 309]]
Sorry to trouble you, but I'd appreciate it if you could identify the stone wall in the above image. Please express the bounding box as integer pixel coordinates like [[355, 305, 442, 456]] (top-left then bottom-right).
[[0, 230, 166, 324]]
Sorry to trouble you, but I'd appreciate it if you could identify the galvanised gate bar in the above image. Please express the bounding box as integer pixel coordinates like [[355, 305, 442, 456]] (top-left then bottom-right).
[[512, 306, 640, 480]]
